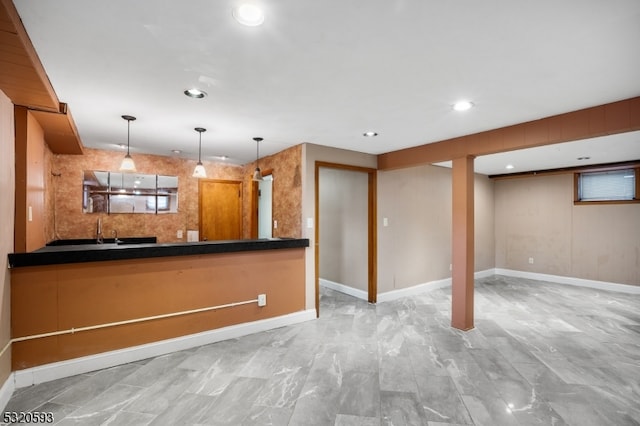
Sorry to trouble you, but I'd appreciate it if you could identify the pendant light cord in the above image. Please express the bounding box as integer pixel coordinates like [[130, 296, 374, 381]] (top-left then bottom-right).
[[126, 120, 131, 156]]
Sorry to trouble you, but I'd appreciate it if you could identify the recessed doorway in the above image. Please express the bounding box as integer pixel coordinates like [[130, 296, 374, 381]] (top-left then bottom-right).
[[315, 162, 377, 316]]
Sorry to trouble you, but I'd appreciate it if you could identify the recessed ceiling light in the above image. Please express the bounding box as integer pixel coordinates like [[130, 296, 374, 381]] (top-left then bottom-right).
[[453, 100, 474, 111], [118, 143, 126, 149], [363, 131, 378, 137], [233, 4, 265, 26], [184, 88, 207, 99], [506, 164, 515, 170], [171, 149, 182, 154], [215, 155, 229, 161]]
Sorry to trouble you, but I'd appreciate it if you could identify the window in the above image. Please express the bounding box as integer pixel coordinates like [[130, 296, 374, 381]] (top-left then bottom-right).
[[575, 167, 639, 203]]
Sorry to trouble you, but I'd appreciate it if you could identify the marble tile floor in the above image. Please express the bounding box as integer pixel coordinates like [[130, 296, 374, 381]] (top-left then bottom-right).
[[3, 275, 640, 425]]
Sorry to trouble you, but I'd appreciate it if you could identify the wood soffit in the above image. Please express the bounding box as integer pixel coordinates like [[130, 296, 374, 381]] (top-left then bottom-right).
[[378, 96, 640, 171], [0, 0, 83, 154]]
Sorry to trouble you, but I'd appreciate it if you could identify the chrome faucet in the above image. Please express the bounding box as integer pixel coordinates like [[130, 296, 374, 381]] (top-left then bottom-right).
[[112, 229, 120, 244], [96, 218, 103, 244]]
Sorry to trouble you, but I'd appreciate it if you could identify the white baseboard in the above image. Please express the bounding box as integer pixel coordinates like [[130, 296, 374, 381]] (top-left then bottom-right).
[[320, 278, 368, 301], [0, 372, 15, 413], [377, 269, 495, 303], [494, 269, 640, 294], [13, 309, 316, 389]]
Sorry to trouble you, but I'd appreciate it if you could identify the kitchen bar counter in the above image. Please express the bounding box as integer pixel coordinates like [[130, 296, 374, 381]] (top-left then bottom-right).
[[10, 238, 309, 371], [8, 238, 309, 268]]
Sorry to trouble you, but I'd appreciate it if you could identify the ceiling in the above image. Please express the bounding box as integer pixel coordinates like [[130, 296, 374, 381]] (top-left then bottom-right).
[[13, 0, 640, 173]]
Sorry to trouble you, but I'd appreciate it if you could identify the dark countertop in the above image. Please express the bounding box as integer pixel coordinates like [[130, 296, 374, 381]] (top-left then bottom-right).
[[8, 238, 310, 268]]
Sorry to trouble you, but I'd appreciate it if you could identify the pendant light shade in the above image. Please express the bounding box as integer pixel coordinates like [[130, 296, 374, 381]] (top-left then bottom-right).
[[119, 115, 137, 172], [193, 127, 207, 178], [252, 137, 264, 181]]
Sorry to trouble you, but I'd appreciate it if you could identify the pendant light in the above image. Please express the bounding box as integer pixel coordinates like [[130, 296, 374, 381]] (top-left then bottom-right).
[[119, 115, 137, 172], [252, 137, 264, 181], [193, 127, 207, 178]]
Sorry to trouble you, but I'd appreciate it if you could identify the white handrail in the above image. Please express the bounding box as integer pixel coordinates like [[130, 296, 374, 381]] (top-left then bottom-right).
[[0, 297, 259, 360]]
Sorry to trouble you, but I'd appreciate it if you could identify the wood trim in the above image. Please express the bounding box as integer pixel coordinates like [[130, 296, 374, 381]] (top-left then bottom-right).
[[29, 108, 83, 155], [314, 162, 378, 312], [250, 169, 273, 239], [637, 167, 640, 200], [378, 96, 640, 170], [315, 162, 377, 175], [572, 162, 640, 205], [250, 181, 258, 239], [314, 165, 320, 317], [0, 0, 60, 112], [1, 0, 84, 154], [574, 200, 640, 205], [368, 170, 378, 304], [491, 160, 640, 180], [14, 105, 28, 253], [451, 156, 475, 331]]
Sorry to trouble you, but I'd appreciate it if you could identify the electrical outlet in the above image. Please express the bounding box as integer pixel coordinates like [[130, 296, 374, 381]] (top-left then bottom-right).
[[274, 220, 278, 229], [528, 257, 534, 264], [258, 294, 267, 307], [177, 230, 183, 239], [449, 263, 452, 271]]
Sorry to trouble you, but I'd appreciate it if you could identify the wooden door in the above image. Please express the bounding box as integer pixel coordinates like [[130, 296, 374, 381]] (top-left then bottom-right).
[[199, 179, 242, 241]]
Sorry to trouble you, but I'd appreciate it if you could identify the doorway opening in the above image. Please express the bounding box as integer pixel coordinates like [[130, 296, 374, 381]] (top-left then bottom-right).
[[315, 162, 377, 317], [258, 174, 273, 238]]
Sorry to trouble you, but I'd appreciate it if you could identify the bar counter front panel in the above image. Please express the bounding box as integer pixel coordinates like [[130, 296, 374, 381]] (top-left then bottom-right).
[[10, 239, 309, 370]]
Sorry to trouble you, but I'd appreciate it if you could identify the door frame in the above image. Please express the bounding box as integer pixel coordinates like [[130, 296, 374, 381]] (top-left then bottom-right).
[[250, 169, 273, 239], [315, 161, 377, 316]]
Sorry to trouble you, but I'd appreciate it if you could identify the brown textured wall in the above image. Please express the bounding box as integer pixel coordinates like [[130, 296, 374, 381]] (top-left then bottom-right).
[[241, 144, 302, 239], [52, 145, 303, 244], [53, 148, 244, 243]]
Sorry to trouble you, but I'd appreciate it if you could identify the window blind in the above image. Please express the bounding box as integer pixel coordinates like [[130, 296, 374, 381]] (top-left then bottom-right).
[[579, 169, 635, 201]]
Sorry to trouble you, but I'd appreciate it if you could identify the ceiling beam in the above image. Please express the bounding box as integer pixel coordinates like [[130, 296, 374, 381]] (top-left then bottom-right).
[[378, 96, 640, 171]]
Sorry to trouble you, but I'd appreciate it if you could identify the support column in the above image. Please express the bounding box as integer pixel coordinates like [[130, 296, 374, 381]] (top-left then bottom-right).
[[451, 155, 475, 330]]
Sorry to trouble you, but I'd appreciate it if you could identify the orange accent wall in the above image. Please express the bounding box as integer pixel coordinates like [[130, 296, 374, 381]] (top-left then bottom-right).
[[0, 89, 15, 389], [14, 106, 50, 252], [11, 248, 306, 370]]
